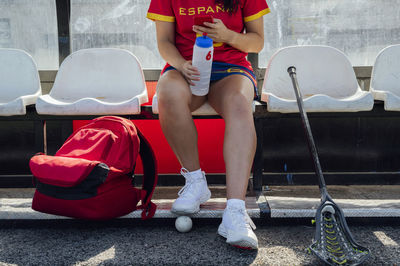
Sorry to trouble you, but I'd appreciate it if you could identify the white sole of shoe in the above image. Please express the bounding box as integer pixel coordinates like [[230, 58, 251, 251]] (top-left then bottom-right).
[[170, 189, 211, 215], [217, 223, 258, 250]]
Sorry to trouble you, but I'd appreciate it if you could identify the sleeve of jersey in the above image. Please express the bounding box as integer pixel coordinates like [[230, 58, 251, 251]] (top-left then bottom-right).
[[243, 0, 270, 23], [146, 0, 175, 22]]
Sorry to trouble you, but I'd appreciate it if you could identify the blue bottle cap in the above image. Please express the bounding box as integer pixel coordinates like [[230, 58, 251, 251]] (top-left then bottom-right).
[[195, 34, 213, 48]]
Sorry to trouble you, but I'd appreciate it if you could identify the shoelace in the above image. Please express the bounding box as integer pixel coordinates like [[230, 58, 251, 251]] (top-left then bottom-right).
[[177, 168, 204, 198], [229, 207, 256, 230]]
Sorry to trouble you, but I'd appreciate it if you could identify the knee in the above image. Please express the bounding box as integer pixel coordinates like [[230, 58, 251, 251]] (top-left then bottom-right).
[[157, 84, 190, 112], [223, 93, 253, 120]]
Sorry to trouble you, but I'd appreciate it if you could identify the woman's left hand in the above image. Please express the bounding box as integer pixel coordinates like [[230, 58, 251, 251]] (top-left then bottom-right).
[[192, 18, 233, 43]]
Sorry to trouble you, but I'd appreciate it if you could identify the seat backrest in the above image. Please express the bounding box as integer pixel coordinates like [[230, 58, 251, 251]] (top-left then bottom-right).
[[0, 49, 41, 102], [370, 44, 400, 96], [50, 48, 146, 100], [263, 45, 359, 100]]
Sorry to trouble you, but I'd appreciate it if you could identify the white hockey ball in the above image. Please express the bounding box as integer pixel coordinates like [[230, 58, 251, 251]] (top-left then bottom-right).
[[175, 216, 192, 233]]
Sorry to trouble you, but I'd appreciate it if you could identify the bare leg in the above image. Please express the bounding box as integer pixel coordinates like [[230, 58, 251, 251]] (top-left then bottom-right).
[[207, 75, 256, 200], [157, 70, 207, 171]]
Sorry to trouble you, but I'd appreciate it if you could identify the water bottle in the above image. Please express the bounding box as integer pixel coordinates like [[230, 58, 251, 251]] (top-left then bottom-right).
[[190, 33, 213, 96]]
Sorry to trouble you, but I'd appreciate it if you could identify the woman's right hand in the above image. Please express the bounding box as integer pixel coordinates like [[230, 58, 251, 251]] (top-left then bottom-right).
[[178, 61, 200, 86]]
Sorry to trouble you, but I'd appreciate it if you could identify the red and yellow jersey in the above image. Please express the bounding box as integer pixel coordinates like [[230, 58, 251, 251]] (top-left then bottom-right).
[[147, 0, 270, 70]]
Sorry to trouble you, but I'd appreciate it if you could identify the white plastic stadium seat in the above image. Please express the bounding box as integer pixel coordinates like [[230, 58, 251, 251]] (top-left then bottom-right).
[[261, 45, 374, 113], [36, 48, 148, 115], [370, 44, 400, 111], [0, 49, 41, 116]]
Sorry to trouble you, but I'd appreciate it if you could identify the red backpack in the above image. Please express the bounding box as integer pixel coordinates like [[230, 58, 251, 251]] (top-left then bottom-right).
[[29, 116, 158, 220]]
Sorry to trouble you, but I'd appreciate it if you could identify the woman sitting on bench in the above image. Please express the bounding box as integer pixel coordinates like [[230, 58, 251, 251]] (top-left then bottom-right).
[[147, 0, 270, 249]]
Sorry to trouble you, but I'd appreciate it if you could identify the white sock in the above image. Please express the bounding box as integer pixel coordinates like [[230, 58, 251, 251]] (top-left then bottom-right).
[[188, 168, 203, 179], [227, 199, 245, 209]]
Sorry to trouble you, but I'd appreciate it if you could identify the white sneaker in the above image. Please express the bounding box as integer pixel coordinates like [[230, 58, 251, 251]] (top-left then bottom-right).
[[171, 168, 211, 215], [218, 205, 258, 249]]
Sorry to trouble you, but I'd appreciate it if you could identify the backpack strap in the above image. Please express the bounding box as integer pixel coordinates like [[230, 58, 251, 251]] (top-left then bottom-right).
[[136, 127, 158, 220]]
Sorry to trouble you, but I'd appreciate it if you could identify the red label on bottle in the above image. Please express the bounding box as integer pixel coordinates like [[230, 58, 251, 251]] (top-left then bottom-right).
[[206, 51, 212, 61]]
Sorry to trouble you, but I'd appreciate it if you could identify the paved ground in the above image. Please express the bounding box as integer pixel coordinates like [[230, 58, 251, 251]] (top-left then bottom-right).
[[1, 186, 399, 265], [0, 219, 399, 265]]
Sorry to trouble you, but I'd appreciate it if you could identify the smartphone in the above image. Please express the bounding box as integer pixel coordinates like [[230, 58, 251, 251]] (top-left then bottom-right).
[[193, 15, 214, 26]]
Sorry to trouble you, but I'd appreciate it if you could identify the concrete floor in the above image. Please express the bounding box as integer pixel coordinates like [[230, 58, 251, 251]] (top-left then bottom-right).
[[0, 185, 399, 265], [1, 185, 400, 219], [0, 219, 398, 265]]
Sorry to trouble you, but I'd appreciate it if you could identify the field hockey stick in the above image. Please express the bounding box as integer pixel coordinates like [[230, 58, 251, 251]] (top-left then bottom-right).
[[287, 66, 371, 266]]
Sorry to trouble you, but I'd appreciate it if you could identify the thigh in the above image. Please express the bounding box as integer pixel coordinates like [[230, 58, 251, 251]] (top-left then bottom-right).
[[157, 70, 207, 112], [207, 74, 254, 117]]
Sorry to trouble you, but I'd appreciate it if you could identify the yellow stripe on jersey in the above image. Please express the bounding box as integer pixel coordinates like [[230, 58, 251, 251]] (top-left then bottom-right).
[[147, 12, 175, 22], [244, 8, 270, 23]]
